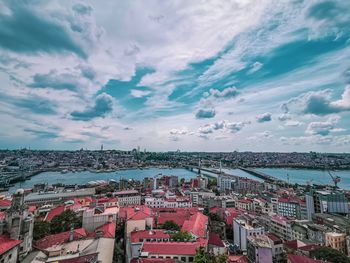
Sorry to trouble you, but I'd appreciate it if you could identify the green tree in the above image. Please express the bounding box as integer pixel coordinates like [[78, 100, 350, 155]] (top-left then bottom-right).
[[213, 254, 228, 263], [50, 209, 82, 234], [208, 212, 222, 222], [311, 247, 350, 263], [194, 247, 211, 263], [171, 231, 192, 242], [33, 220, 51, 240], [162, 220, 180, 231]]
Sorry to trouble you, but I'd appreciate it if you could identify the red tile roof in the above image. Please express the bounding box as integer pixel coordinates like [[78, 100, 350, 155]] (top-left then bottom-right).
[[120, 206, 152, 221], [141, 241, 203, 255], [208, 232, 224, 247], [45, 205, 66, 222], [35, 228, 88, 249], [284, 240, 305, 250], [131, 259, 175, 263], [0, 235, 21, 255], [288, 254, 326, 263], [0, 199, 11, 207], [181, 212, 208, 238], [95, 222, 116, 238], [131, 230, 170, 243], [299, 244, 321, 252], [228, 255, 249, 263], [267, 233, 282, 244]]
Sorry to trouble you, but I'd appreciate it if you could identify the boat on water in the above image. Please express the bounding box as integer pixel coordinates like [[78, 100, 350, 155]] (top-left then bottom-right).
[[61, 169, 69, 174]]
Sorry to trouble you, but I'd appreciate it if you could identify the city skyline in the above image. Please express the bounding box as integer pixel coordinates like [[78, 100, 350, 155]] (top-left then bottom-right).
[[0, 1, 350, 152]]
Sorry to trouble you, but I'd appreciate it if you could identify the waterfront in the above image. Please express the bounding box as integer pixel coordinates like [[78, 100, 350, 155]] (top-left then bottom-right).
[[224, 168, 350, 189], [9, 168, 197, 192], [7, 167, 350, 192], [256, 168, 350, 189]]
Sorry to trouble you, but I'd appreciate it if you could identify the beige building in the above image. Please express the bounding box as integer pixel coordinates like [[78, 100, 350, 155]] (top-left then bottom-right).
[[325, 232, 346, 253], [82, 206, 119, 232]]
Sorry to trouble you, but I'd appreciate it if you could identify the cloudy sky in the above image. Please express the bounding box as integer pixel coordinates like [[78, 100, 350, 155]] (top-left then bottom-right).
[[0, 0, 350, 152]]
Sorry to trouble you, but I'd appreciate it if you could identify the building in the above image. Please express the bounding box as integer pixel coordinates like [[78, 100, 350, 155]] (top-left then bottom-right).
[[139, 241, 205, 262], [233, 215, 265, 251], [190, 191, 216, 207], [208, 232, 226, 256], [312, 213, 350, 234], [4, 189, 34, 260], [121, 206, 153, 235], [269, 216, 293, 241], [24, 188, 95, 205], [0, 235, 21, 263], [266, 233, 284, 263], [325, 232, 346, 253], [287, 254, 324, 263], [145, 197, 192, 209], [32, 223, 115, 263], [82, 206, 119, 232], [114, 190, 141, 206], [237, 198, 254, 211], [217, 175, 235, 191], [247, 235, 273, 263], [182, 212, 208, 239], [306, 190, 349, 218], [277, 198, 306, 219], [129, 230, 171, 259], [306, 223, 327, 245]]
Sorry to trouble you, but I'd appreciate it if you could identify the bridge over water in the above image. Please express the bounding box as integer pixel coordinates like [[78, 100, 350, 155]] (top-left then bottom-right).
[[185, 165, 280, 183]]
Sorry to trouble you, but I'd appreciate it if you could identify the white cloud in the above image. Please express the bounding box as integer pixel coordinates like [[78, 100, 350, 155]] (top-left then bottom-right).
[[130, 89, 151, 98]]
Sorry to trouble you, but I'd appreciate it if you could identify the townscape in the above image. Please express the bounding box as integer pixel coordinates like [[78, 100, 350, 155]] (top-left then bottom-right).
[[0, 150, 349, 262], [1, 0, 350, 262]]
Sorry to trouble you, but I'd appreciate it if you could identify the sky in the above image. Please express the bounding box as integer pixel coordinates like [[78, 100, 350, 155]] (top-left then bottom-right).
[[0, 0, 350, 152]]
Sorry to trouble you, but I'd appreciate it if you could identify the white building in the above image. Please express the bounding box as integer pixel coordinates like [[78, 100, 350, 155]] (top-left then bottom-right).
[[145, 197, 192, 209], [217, 175, 235, 191], [114, 190, 141, 206], [233, 216, 265, 251]]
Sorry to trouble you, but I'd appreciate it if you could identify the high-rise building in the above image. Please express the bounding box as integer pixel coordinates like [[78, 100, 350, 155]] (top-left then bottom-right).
[[306, 189, 349, 218]]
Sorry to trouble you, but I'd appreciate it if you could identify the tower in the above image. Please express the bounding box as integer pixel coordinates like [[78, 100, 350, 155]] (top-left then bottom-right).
[[5, 189, 34, 259]]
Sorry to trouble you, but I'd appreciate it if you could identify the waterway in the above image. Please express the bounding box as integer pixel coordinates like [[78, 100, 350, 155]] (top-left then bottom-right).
[[9, 168, 198, 192], [256, 168, 350, 189], [8, 167, 350, 192], [223, 168, 350, 189]]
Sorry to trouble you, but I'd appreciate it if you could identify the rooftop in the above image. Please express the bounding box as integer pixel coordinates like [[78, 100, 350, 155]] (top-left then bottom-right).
[[141, 241, 203, 255], [0, 235, 21, 255], [131, 230, 170, 243], [181, 212, 208, 238]]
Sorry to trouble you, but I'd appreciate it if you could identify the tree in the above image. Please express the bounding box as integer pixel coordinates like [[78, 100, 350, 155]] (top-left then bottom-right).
[[33, 220, 51, 240], [171, 231, 192, 242], [194, 247, 228, 263], [194, 247, 211, 263], [208, 212, 222, 222], [50, 209, 82, 234], [310, 247, 350, 263], [162, 220, 180, 231]]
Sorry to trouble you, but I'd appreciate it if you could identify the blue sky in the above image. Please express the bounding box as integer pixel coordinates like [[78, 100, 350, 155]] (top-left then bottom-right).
[[0, 0, 350, 152]]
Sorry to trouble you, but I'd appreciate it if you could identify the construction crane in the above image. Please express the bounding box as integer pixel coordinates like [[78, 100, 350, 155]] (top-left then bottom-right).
[[328, 170, 341, 189]]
